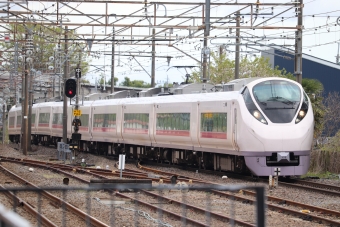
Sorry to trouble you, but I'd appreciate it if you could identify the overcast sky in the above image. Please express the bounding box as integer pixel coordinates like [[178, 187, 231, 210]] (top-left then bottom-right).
[[3, 0, 340, 86]]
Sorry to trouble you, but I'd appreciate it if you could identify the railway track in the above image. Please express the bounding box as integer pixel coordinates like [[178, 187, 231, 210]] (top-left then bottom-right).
[[138, 159, 340, 198], [0, 156, 258, 227], [135, 162, 340, 226], [2, 156, 340, 226], [0, 182, 57, 227], [0, 164, 109, 227]]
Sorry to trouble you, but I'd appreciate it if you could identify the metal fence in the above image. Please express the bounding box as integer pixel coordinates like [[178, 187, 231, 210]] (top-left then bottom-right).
[[0, 203, 31, 227], [0, 184, 266, 227]]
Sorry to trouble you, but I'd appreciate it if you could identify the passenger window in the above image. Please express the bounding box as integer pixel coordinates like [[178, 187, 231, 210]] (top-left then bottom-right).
[[201, 113, 227, 132], [156, 113, 190, 131]]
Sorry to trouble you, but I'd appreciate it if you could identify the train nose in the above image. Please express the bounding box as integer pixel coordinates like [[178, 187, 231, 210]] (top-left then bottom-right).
[[257, 124, 312, 152]]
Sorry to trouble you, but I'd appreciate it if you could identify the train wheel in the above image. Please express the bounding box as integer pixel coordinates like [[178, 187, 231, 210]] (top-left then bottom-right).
[[33, 136, 39, 145]]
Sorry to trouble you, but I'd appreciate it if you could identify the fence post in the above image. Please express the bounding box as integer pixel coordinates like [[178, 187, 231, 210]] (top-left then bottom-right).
[[255, 187, 266, 227]]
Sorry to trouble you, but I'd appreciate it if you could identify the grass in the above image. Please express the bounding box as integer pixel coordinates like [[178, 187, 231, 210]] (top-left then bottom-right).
[[301, 171, 340, 179]]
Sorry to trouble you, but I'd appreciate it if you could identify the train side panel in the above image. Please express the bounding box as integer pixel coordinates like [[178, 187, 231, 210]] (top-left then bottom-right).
[[197, 100, 235, 153], [36, 105, 52, 136], [91, 103, 119, 143], [51, 103, 64, 138], [8, 106, 20, 140], [31, 104, 38, 135], [122, 102, 153, 146], [153, 101, 193, 148]]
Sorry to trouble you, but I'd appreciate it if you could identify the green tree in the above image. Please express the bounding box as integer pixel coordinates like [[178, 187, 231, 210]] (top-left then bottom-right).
[[301, 79, 324, 138], [98, 74, 106, 86], [0, 24, 90, 76], [107, 77, 118, 86], [81, 78, 90, 83], [120, 77, 132, 86], [191, 54, 293, 83], [119, 77, 151, 88]]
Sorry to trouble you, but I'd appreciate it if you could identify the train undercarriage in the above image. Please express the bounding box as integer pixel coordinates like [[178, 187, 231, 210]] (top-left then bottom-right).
[[9, 134, 248, 173]]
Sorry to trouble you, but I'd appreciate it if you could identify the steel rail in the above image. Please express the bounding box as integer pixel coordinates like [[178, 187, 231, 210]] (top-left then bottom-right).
[[136, 161, 340, 197], [5, 154, 340, 222], [136, 163, 205, 182], [136, 162, 340, 225], [278, 181, 340, 197], [115, 191, 211, 227], [7, 157, 340, 225], [0, 156, 227, 226], [212, 190, 340, 226], [241, 189, 340, 217], [0, 157, 180, 183], [142, 190, 255, 227], [0, 184, 58, 227], [282, 179, 340, 192], [0, 165, 109, 227]]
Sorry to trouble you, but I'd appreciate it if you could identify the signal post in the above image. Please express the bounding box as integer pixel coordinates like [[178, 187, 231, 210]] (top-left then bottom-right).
[[64, 67, 81, 161], [72, 67, 82, 158]]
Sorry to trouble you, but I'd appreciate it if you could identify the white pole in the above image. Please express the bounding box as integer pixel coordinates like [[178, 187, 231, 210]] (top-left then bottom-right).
[[118, 154, 125, 179]]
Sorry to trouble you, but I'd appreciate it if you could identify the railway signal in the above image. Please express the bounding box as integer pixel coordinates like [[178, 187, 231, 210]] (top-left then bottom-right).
[[65, 79, 76, 98], [75, 68, 81, 78]]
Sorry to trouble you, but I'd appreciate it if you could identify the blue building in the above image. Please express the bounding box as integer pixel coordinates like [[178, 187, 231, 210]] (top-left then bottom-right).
[[261, 48, 340, 96]]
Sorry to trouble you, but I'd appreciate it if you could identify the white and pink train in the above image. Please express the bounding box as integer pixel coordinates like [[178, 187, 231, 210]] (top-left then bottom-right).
[[8, 77, 314, 176]]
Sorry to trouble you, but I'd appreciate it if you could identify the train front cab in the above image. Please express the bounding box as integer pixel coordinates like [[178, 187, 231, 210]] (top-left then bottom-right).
[[239, 78, 313, 177]]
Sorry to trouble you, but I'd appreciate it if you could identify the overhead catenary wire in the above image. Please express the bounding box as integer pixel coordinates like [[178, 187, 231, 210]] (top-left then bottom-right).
[[2, 0, 339, 85]]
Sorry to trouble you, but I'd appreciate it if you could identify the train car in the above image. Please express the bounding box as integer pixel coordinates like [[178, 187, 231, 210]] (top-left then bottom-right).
[[8, 77, 314, 176], [8, 105, 21, 143], [35, 102, 54, 145]]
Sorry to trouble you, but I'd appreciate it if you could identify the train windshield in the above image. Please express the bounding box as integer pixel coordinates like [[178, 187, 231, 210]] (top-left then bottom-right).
[[252, 80, 301, 123]]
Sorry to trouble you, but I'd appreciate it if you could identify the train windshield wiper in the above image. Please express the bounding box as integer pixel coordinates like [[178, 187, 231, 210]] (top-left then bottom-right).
[[254, 93, 267, 106], [267, 96, 294, 105]]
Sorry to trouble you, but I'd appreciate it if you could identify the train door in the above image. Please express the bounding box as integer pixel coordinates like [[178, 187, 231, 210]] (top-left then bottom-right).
[[232, 107, 239, 151]]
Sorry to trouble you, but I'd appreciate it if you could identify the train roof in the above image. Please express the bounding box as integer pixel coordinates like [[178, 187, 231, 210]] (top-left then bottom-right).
[[90, 90, 240, 106], [9, 77, 301, 111]]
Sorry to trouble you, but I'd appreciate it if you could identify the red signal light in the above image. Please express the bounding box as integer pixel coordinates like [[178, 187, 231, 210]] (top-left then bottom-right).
[[65, 79, 76, 98]]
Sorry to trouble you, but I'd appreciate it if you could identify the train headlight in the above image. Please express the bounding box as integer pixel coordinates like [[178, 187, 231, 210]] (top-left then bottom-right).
[[253, 110, 261, 119], [298, 110, 305, 118], [295, 93, 309, 124], [252, 110, 268, 125], [295, 109, 307, 124]]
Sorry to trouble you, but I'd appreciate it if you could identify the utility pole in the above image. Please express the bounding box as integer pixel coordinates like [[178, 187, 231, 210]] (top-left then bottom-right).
[[235, 11, 240, 80], [294, 0, 303, 84], [151, 28, 156, 87], [23, 33, 30, 155], [21, 36, 26, 151], [27, 69, 33, 152], [219, 45, 224, 58], [2, 103, 6, 146], [202, 0, 210, 83], [151, 4, 156, 87], [58, 42, 62, 98], [63, 27, 69, 144], [111, 26, 115, 93]]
